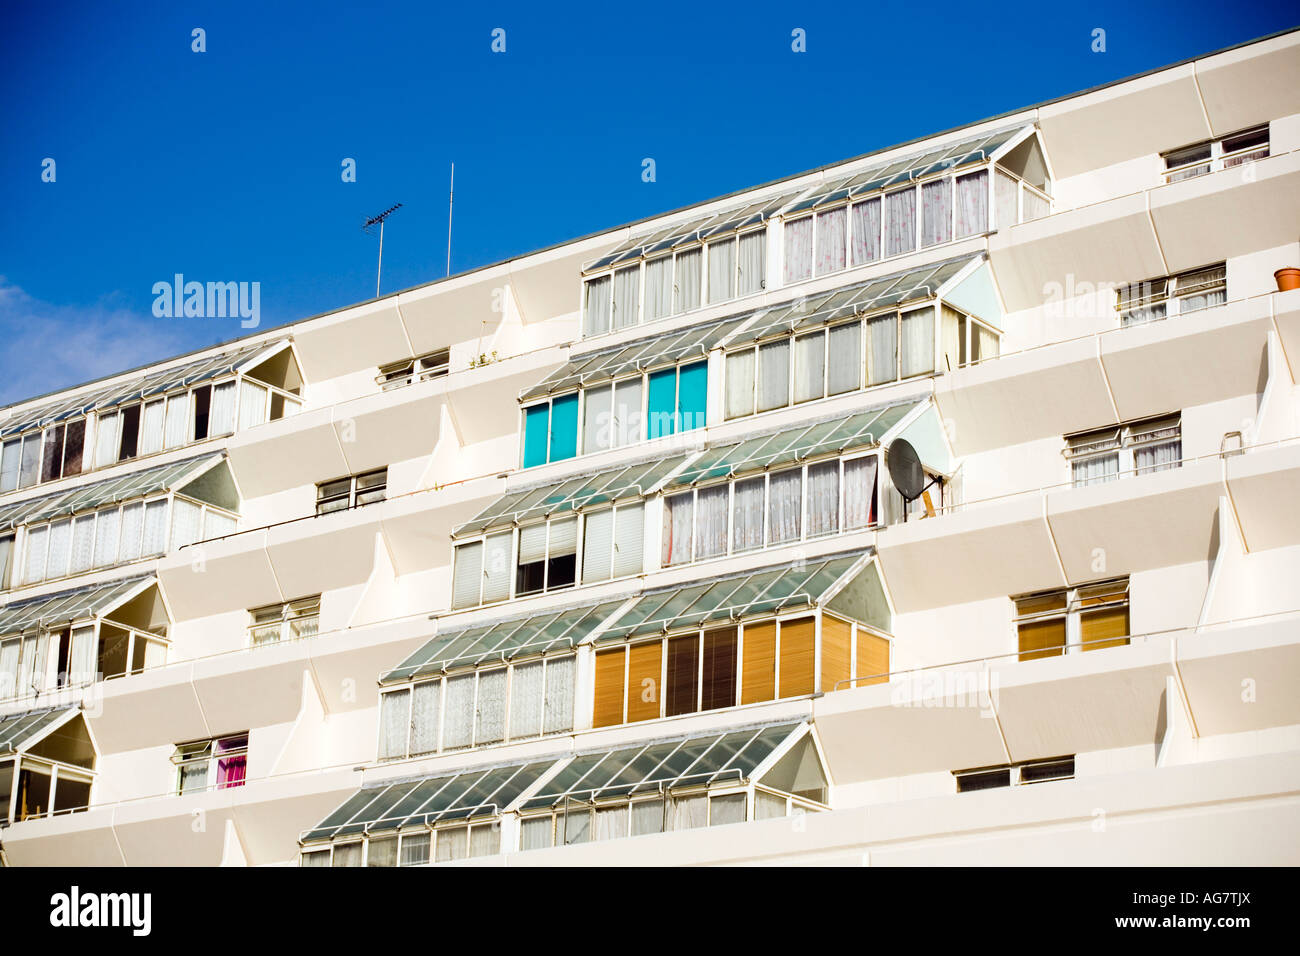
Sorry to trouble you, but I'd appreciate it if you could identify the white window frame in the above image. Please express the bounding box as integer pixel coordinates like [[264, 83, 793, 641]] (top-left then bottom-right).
[[1162, 125, 1269, 183], [248, 596, 321, 646], [1117, 263, 1226, 327], [1065, 415, 1182, 488]]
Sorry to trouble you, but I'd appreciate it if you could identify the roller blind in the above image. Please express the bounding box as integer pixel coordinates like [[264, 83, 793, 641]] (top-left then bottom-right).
[[856, 631, 890, 685], [821, 616, 852, 694], [548, 517, 578, 557], [665, 634, 699, 717], [626, 640, 663, 723], [612, 503, 644, 579], [741, 621, 777, 704], [518, 524, 547, 565], [583, 385, 612, 454], [452, 542, 484, 609], [1018, 619, 1065, 662], [737, 230, 765, 296], [827, 322, 862, 395], [701, 627, 737, 711], [593, 648, 626, 727], [778, 617, 816, 698], [758, 340, 790, 412], [1081, 606, 1129, 652], [581, 509, 613, 583], [794, 331, 825, 403], [482, 532, 512, 604]]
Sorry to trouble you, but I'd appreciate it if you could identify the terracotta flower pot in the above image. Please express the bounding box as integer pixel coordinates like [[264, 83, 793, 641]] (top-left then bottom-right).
[[1276, 268, 1300, 292]]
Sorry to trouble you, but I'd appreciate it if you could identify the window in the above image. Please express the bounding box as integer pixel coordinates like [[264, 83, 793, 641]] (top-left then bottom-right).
[[1117, 263, 1226, 327], [939, 305, 1001, 371], [1, 755, 93, 823], [377, 348, 450, 389], [581, 377, 642, 453], [378, 654, 575, 759], [516, 518, 577, 596], [1066, 415, 1181, 487], [647, 360, 708, 440], [1162, 126, 1268, 182], [174, 733, 248, 794], [520, 393, 579, 468], [662, 455, 879, 566], [0, 533, 12, 590], [316, 468, 387, 515], [580, 503, 645, 583], [1015, 580, 1129, 661], [955, 755, 1075, 792], [249, 596, 321, 646]]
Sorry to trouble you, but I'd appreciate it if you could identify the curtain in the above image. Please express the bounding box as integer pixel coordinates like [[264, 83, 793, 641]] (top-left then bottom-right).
[[663, 493, 694, 565], [19, 434, 41, 487], [140, 400, 166, 455], [596, 805, 629, 841], [611, 503, 644, 578], [995, 169, 1019, 229], [202, 510, 237, 539], [170, 498, 202, 551], [851, 197, 881, 265], [827, 321, 862, 395], [452, 542, 483, 608], [866, 312, 898, 384], [644, 257, 672, 321], [955, 170, 989, 238], [94, 413, 119, 468], [695, 486, 729, 559], [482, 531, 512, 603], [435, 827, 467, 861], [669, 795, 708, 831], [1072, 454, 1119, 487], [581, 508, 613, 583], [142, 500, 169, 554], [1021, 189, 1049, 222], [844, 456, 878, 529], [806, 461, 840, 537], [674, 249, 702, 313], [921, 178, 953, 247], [612, 377, 641, 447], [378, 689, 410, 759], [410, 680, 441, 755], [0, 641, 18, 697], [1135, 440, 1180, 475], [542, 655, 575, 734], [725, 349, 755, 419], [732, 476, 764, 551], [399, 833, 431, 866], [119, 502, 144, 561], [900, 307, 935, 378], [164, 393, 191, 449], [366, 837, 397, 867], [709, 793, 746, 827], [509, 661, 544, 739], [442, 674, 475, 749], [768, 469, 802, 544], [815, 207, 847, 276], [632, 799, 665, 835], [238, 380, 268, 430], [611, 267, 640, 330], [92, 507, 120, 567], [0, 440, 18, 492], [70, 625, 97, 685], [475, 669, 507, 744], [210, 381, 237, 436], [707, 238, 735, 304], [560, 810, 591, 845], [941, 305, 964, 371], [794, 331, 825, 403], [0, 533, 10, 587], [23, 526, 48, 584], [520, 817, 554, 851], [758, 339, 790, 411], [70, 514, 96, 573], [584, 276, 612, 335], [884, 187, 916, 257], [583, 385, 612, 454], [331, 843, 362, 867], [46, 519, 72, 579], [756, 791, 787, 819], [783, 217, 813, 283], [737, 230, 765, 295]]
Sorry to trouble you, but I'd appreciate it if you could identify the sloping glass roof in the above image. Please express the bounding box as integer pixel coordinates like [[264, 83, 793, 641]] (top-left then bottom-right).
[[382, 600, 627, 685], [454, 455, 687, 537], [597, 555, 863, 642], [520, 316, 747, 402], [728, 255, 979, 349], [519, 722, 804, 810], [0, 707, 76, 756], [0, 575, 154, 638], [0, 340, 286, 438], [669, 400, 918, 488], [784, 125, 1029, 213], [302, 760, 554, 843], [0, 454, 226, 531], [584, 190, 802, 274]]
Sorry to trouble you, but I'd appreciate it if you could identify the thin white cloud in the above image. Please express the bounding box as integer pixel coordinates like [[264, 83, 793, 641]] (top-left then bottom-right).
[[0, 278, 194, 408]]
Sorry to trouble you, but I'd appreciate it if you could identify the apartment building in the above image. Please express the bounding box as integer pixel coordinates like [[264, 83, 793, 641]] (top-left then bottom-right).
[[1, 29, 1298, 867]]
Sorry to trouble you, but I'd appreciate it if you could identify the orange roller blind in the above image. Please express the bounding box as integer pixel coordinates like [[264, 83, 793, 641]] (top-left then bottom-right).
[[778, 617, 815, 698], [821, 615, 852, 694], [701, 627, 738, 711], [1080, 606, 1129, 651], [665, 634, 700, 717], [1018, 619, 1066, 662], [593, 647, 626, 727], [626, 641, 663, 722], [741, 621, 777, 705], [856, 631, 890, 686]]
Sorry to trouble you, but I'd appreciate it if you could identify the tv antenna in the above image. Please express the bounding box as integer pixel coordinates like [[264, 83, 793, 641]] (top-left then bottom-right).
[[446, 163, 454, 278], [363, 203, 403, 298]]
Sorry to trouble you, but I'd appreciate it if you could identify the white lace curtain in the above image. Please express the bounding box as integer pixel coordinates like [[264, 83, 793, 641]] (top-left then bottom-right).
[[783, 217, 813, 283], [851, 198, 881, 265], [815, 207, 846, 276], [768, 469, 802, 544], [884, 187, 916, 257], [956, 170, 989, 238], [696, 486, 728, 559]]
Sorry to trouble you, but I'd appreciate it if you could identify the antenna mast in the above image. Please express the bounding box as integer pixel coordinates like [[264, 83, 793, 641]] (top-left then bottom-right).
[[363, 203, 403, 298], [446, 163, 455, 278]]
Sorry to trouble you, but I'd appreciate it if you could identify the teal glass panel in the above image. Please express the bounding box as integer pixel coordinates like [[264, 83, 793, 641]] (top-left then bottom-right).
[[646, 368, 678, 440], [522, 404, 550, 468], [677, 361, 708, 433], [549, 394, 579, 463]]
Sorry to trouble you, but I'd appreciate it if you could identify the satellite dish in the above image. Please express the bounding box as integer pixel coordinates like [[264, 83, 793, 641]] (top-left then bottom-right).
[[886, 438, 926, 501]]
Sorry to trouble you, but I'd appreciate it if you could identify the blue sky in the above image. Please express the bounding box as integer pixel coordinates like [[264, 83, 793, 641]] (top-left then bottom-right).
[[1, 0, 1295, 404]]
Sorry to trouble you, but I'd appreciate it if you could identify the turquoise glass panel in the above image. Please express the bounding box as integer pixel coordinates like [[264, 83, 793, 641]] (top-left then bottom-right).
[[646, 368, 678, 440], [677, 361, 708, 433], [548, 394, 579, 462], [522, 404, 550, 468]]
